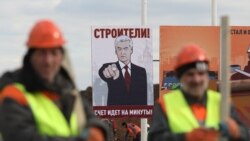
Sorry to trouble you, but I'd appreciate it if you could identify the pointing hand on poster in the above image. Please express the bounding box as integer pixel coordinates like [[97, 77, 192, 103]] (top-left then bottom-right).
[[111, 64, 119, 80], [102, 64, 119, 80]]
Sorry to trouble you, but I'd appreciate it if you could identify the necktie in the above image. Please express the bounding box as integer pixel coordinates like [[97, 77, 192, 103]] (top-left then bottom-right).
[[124, 65, 131, 92]]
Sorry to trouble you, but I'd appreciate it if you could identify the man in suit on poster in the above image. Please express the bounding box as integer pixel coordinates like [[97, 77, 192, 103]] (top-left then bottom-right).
[[231, 47, 250, 80], [99, 35, 147, 105]]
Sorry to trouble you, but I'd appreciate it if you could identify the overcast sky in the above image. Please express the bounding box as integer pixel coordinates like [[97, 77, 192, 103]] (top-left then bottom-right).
[[0, 0, 250, 90]]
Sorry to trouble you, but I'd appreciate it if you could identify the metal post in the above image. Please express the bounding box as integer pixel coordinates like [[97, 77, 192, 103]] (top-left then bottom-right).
[[141, 0, 148, 141], [211, 0, 217, 26], [141, 0, 147, 25], [220, 16, 230, 141]]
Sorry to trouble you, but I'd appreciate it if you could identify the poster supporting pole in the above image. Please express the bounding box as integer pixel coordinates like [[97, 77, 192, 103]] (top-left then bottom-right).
[[220, 16, 230, 141], [211, 0, 217, 26], [141, 0, 147, 25], [141, 0, 148, 141]]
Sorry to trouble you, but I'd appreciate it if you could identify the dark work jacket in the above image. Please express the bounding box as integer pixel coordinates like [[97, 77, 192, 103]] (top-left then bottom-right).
[[148, 90, 249, 141], [99, 61, 147, 105], [0, 67, 109, 141]]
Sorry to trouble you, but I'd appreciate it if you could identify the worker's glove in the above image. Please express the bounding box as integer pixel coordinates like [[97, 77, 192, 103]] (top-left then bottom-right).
[[220, 118, 240, 139], [80, 127, 105, 141], [87, 127, 105, 141], [202, 129, 220, 141], [81, 119, 110, 141], [185, 128, 207, 141], [186, 128, 220, 141]]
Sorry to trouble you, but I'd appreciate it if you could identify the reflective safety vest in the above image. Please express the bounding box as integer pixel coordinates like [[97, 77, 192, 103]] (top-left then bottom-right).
[[161, 89, 221, 133], [14, 83, 79, 137]]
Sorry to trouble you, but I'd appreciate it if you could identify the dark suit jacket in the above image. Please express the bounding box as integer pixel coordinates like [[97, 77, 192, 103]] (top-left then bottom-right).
[[231, 61, 250, 80], [99, 61, 147, 105]]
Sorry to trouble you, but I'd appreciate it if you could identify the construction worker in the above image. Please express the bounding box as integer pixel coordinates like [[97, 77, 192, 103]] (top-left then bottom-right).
[[0, 19, 108, 141], [148, 44, 249, 141]]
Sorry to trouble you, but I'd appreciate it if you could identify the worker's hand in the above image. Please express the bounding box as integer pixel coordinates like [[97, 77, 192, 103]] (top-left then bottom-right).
[[102, 64, 119, 80], [87, 127, 105, 141], [186, 128, 220, 141], [185, 128, 207, 141], [203, 129, 220, 141], [226, 118, 240, 139], [220, 118, 240, 139]]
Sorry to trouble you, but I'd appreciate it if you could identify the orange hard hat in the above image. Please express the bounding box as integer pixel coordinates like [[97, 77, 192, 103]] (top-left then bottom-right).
[[26, 19, 65, 48], [175, 44, 208, 70]]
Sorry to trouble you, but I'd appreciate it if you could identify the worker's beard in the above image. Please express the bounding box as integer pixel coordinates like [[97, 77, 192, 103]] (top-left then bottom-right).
[[181, 81, 208, 99]]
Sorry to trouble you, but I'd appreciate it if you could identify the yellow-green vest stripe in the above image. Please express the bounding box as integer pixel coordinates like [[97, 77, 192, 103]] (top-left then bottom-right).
[[162, 89, 220, 133], [14, 83, 79, 137]]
